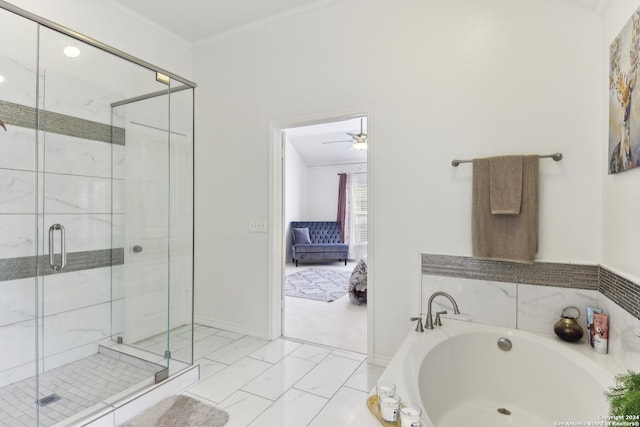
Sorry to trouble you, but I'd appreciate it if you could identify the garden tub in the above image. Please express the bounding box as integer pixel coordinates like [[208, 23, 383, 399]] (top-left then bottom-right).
[[376, 319, 621, 427]]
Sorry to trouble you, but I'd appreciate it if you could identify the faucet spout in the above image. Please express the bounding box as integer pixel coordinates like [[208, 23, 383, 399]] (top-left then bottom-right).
[[425, 291, 460, 329]]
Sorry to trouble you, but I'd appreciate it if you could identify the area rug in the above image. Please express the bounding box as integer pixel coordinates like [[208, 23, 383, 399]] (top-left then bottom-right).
[[285, 268, 352, 302], [121, 395, 229, 427]]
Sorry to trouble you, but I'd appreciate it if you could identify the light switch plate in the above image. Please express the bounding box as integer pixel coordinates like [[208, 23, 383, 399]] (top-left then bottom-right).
[[249, 219, 267, 233]]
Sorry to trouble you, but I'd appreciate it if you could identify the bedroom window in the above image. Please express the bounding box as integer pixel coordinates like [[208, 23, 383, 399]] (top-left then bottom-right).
[[352, 180, 367, 245]]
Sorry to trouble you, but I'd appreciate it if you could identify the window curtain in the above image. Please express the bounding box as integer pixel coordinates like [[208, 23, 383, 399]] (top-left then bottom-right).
[[337, 173, 352, 252]]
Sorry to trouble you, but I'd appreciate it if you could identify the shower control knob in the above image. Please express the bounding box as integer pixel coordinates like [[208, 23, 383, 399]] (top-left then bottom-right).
[[132, 245, 143, 253]]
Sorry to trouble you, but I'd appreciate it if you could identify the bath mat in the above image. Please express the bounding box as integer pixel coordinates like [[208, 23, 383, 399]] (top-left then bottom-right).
[[285, 268, 352, 302], [121, 395, 229, 427]]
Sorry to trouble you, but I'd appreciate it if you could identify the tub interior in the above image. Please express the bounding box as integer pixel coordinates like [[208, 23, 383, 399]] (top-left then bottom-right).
[[418, 331, 610, 426]]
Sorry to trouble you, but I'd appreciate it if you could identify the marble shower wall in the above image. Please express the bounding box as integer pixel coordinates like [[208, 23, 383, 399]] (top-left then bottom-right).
[[0, 61, 126, 387], [421, 254, 640, 373]]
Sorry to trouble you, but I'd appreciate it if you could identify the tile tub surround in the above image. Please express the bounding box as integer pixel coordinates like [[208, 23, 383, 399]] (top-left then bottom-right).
[[420, 254, 639, 322], [421, 254, 640, 371], [421, 253, 599, 290]]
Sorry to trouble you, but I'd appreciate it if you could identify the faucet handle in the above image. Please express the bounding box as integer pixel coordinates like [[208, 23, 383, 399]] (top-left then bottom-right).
[[410, 317, 424, 332], [434, 311, 447, 327]]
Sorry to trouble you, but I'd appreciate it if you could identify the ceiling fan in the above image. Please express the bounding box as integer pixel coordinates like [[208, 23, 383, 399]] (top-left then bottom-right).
[[321, 118, 367, 150]]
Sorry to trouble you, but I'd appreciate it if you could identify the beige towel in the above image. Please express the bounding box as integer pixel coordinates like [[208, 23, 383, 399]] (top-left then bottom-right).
[[489, 156, 523, 214], [472, 155, 538, 263]]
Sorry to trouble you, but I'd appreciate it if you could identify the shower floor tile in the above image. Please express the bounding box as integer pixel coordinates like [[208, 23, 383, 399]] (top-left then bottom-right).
[[0, 352, 159, 427]]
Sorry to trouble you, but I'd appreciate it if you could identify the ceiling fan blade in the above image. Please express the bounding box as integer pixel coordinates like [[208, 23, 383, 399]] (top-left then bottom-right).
[[321, 139, 353, 144]]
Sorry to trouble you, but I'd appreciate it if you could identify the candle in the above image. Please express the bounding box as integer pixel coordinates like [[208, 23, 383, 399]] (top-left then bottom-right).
[[400, 403, 422, 427], [379, 393, 401, 422], [375, 380, 396, 401]]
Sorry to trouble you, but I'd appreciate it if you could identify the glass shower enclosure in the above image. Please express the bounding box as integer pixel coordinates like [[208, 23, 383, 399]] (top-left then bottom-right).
[[0, 3, 195, 425]]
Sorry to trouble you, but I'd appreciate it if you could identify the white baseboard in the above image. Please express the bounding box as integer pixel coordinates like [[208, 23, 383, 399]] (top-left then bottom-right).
[[195, 316, 270, 340], [368, 354, 391, 368]]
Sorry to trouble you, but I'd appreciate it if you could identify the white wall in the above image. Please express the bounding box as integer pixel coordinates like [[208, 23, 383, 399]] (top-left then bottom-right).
[[284, 140, 309, 262], [602, 0, 640, 283], [600, 0, 640, 373], [193, 0, 602, 361]]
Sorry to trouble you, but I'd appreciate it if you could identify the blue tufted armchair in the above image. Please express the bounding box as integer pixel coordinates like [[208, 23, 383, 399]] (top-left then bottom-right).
[[290, 221, 349, 267]]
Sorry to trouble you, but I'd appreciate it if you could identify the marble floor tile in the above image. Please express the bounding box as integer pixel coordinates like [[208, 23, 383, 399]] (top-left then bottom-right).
[[331, 349, 366, 361], [196, 358, 227, 381], [308, 386, 368, 427], [214, 391, 272, 427], [248, 338, 302, 364], [205, 336, 269, 365], [294, 355, 361, 398], [216, 330, 244, 340], [241, 355, 316, 400], [247, 388, 327, 427], [344, 361, 385, 393], [187, 357, 271, 403], [191, 325, 222, 341], [289, 343, 332, 364], [193, 334, 234, 360]]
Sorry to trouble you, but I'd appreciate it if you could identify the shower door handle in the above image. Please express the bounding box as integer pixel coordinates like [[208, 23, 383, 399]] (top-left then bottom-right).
[[48, 224, 66, 272]]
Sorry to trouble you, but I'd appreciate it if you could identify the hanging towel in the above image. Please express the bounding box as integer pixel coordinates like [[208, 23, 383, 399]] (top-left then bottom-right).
[[472, 155, 538, 264], [489, 156, 523, 215]]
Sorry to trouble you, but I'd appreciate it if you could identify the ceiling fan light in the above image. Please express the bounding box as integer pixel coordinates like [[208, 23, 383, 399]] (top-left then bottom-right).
[[352, 141, 367, 150]]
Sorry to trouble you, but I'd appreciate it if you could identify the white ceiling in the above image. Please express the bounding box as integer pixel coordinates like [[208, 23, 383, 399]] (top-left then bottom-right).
[[286, 117, 367, 167], [107, 0, 328, 44], [108, 0, 609, 44]]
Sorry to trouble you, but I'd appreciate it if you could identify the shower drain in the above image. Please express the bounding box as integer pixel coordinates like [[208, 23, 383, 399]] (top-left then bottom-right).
[[37, 394, 61, 406], [497, 408, 511, 415]]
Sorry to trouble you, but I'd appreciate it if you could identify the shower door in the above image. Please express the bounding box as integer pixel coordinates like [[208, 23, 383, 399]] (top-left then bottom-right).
[[0, 7, 40, 426], [33, 25, 173, 425]]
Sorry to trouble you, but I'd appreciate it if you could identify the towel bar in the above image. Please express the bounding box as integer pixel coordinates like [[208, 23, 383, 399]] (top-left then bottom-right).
[[451, 153, 562, 167]]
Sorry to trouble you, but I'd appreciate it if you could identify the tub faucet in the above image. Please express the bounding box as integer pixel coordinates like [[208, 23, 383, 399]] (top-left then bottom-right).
[[426, 292, 460, 329], [410, 316, 424, 332]]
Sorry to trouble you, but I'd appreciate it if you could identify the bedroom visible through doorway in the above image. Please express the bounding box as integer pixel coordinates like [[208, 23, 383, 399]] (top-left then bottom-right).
[[282, 116, 368, 354]]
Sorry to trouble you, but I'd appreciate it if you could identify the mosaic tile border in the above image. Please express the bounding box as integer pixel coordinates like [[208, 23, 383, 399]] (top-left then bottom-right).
[[0, 100, 125, 145], [421, 254, 640, 322], [421, 254, 599, 290], [599, 266, 640, 321], [0, 248, 124, 282]]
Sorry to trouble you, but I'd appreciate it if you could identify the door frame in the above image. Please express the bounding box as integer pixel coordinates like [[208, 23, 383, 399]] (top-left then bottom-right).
[[267, 107, 374, 359]]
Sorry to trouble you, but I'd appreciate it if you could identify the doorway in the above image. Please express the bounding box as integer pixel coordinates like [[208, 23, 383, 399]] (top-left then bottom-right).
[[280, 116, 369, 354]]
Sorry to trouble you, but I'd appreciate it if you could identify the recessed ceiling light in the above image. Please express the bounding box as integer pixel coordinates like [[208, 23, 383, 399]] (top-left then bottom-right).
[[64, 46, 80, 58], [0, 75, 5, 83]]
